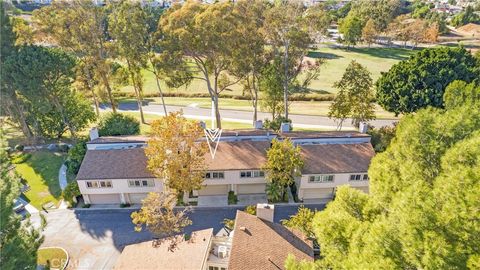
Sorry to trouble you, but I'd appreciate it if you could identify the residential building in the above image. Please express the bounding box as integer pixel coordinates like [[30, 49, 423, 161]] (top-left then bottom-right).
[[76, 126, 374, 205], [114, 204, 313, 270]]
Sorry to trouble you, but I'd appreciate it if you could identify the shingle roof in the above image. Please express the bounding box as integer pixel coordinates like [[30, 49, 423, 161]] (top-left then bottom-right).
[[204, 141, 270, 171], [114, 228, 213, 270], [87, 135, 147, 144], [228, 211, 313, 270], [280, 131, 370, 139], [76, 148, 154, 180], [301, 143, 375, 174]]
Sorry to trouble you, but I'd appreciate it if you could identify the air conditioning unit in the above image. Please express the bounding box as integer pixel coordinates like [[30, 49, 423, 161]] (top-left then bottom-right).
[[218, 245, 227, 259]]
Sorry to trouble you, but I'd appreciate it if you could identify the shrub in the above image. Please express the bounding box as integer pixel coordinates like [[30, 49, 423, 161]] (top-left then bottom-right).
[[11, 153, 31, 164], [14, 144, 24, 151], [98, 112, 140, 136], [62, 181, 81, 207], [228, 191, 238, 205], [264, 117, 292, 132], [367, 124, 397, 153], [58, 144, 70, 152], [66, 139, 87, 175]]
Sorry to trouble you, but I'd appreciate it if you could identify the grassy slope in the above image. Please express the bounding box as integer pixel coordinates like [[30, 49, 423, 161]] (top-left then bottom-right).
[[37, 248, 68, 268], [120, 47, 414, 96], [15, 151, 64, 209]]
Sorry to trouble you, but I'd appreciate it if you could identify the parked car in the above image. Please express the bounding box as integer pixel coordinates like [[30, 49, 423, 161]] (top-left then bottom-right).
[[13, 198, 26, 213]]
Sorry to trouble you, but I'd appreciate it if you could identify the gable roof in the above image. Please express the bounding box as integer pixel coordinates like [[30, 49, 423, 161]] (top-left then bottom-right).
[[228, 211, 313, 270], [301, 142, 375, 174], [76, 148, 154, 180], [114, 228, 213, 270], [204, 141, 270, 171]]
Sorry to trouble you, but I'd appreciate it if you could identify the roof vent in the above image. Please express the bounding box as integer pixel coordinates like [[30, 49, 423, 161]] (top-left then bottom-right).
[[254, 120, 263, 129], [218, 245, 227, 258], [280, 123, 290, 133], [240, 226, 246, 231], [359, 122, 368, 133], [89, 127, 99, 141]]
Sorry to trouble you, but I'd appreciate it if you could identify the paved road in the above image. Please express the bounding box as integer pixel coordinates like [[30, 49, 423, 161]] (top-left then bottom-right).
[[101, 102, 397, 129], [40, 204, 324, 269]]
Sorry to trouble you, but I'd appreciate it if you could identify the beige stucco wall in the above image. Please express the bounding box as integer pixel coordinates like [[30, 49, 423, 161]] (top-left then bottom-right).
[[298, 173, 369, 200], [201, 170, 266, 195], [78, 178, 163, 204]]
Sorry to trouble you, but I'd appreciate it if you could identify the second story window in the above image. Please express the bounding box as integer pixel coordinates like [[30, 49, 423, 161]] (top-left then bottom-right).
[[86, 180, 112, 188], [308, 175, 334, 183], [240, 170, 265, 178], [205, 171, 224, 179], [350, 174, 369, 181], [128, 179, 155, 187]]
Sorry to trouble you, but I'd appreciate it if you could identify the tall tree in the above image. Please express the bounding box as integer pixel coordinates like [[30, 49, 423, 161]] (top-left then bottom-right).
[[109, 1, 148, 124], [32, 1, 117, 112], [263, 138, 304, 202], [338, 13, 363, 47], [443, 80, 480, 110], [259, 59, 285, 121], [0, 133, 43, 269], [159, 2, 244, 129], [131, 192, 191, 250], [263, 2, 324, 120], [362, 18, 377, 47], [376, 47, 479, 115], [328, 60, 375, 129], [145, 112, 207, 202], [4, 46, 95, 138]]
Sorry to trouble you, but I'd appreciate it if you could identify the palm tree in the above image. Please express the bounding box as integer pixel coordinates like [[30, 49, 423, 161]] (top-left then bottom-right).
[[266, 183, 283, 203]]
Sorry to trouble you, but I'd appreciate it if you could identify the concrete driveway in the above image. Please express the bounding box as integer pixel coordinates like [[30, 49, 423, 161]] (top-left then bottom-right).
[[197, 195, 228, 206], [237, 194, 267, 205], [39, 204, 325, 269]]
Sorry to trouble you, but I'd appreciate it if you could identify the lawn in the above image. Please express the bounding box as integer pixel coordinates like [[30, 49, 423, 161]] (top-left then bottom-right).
[[15, 151, 64, 209], [37, 247, 68, 269], [120, 46, 414, 96]]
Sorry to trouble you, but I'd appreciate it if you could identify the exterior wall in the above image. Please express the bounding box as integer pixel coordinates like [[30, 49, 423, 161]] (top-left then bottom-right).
[[200, 170, 266, 196], [298, 172, 369, 201], [78, 178, 162, 204]]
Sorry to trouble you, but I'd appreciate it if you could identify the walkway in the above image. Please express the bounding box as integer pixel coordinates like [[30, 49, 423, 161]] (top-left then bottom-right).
[[59, 163, 68, 190]]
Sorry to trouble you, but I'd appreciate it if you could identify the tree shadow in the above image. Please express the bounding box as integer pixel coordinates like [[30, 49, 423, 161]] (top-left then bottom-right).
[[307, 51, 343, 59], [348, 47, 416, 61]]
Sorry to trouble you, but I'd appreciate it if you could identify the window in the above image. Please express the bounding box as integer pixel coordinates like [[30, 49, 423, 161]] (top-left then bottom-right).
[[205, 172, 224, 179], [240, 170, 265, 178], [86, 180, 112, 188], [350, 174, 368, 181], [308, 175, 334, 183], [128, 179, 155, 187]]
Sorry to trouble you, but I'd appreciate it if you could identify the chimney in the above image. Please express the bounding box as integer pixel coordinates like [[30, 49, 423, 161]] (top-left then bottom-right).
[[256, 203, 274, 222], [254, 120, 263, 129], [359, 122, 368, 133], [280, 122, 290, 133], [199, 121, 206, 129], [89, 127, 99, 141]]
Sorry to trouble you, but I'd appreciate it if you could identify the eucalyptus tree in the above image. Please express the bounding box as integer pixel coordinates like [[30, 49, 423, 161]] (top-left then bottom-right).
[[108, 1, 149, 123], [159, 1, 245, 128], [32, 1, 117, 112]]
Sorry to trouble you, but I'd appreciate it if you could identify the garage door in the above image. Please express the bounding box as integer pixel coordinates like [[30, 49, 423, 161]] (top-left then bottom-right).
[[129, 193, 149, 204], [198, 185, 229, 196], [89, 194, 121, 204], [237, 184, 266, 194], [302, 188, 334, 200]]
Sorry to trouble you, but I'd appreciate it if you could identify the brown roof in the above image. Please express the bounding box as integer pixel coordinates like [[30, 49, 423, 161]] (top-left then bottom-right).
[[221, 129, 276, 137], [88, 135, 147, 144], [228, 211, 313, 270], [114, 228, 213, 270], [204, 141, 270, 171], [301, 143, 375, 174], [280, 131, 369, 139], [76, 148, 154, 180]]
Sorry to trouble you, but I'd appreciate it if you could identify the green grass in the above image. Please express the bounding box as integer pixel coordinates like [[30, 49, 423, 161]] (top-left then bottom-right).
[[15, 151, 64, 209], [37, 247, 68, 269], [120, 46, 414, 96]]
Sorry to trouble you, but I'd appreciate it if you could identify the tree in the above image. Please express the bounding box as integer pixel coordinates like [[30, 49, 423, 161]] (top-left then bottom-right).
[[32, 1, 117, 112], [0, 133, 43, 269], [376, 47, 479, 115], [443, 80, 480, 109], [328, 60, 375, 129], [451, 6, 480, 27], [284, 254, 316, 270], [108, 1, 148, 124], [339, 13, 363, 47], [367, 124, 396, 153], [66, 138, 87, 175], [97, 112, 140, 137], [263, 138, 304, 201], [259, 59, 285, 121], [145, 112, 207, 201], [265, 182, 283, 203], [131, 192, 191, 250], [281, 205, 317, 238], [4, 46, 96, 139], [311, 102, 480, 268], [62, 181, 80, 207], [263, 2, 325, 120], [159, 2, 244, 129], [362, 19, 377, 47]]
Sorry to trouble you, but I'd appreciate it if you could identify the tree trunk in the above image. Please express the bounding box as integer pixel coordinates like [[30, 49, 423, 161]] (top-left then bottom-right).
[[130, 72, 146, 124], [100, 72, 116, 113], [283, 42, 290, 120], [91, 87, 100, 116], [252, 75, 258, 125], [7, 93, 34, 143], [213, 95, 221, 129], [154, 72, 168, 116]]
